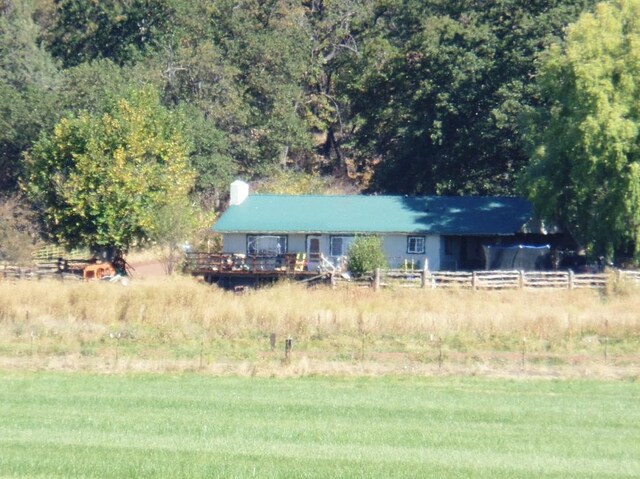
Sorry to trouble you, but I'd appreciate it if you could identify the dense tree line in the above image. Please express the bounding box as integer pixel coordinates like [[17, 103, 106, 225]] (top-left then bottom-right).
[[4, 0, 640, 262], [1, 0, 595, 195]]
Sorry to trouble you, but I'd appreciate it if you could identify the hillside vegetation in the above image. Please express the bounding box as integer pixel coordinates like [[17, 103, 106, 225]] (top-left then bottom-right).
[[3, 0, 640, 262]]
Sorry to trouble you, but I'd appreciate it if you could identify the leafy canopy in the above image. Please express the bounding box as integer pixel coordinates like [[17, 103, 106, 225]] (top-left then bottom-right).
[[522, 0, 640, 260], [0, 0, 59, 192], [24, 87, 194, 253], [46, 0, 173, 67], [344, 0, 593, 195]]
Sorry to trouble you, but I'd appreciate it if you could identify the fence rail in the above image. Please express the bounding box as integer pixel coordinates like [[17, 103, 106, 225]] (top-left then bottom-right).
[[1, 259, 89, 280], [4, 257, 640, 292], [346, 269, 640, 291]]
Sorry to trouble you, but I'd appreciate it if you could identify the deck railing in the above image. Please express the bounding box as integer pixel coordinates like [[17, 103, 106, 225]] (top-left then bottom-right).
[[183, 252, 309, 274]]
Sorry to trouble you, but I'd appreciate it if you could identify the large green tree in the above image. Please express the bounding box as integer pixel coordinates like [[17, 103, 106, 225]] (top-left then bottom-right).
[[24, 87, 194, 255], [157, 0, 316, 196], [522, 0, 640, 261], [343, 0, 594, 195]]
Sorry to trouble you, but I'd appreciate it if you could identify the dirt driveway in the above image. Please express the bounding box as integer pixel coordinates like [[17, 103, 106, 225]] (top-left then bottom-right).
[[128, 259, 166, 278]]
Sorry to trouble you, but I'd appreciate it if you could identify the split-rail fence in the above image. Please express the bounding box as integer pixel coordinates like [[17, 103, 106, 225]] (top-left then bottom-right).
[[345, 268, 640, 291], [3, 258, 640, 292]]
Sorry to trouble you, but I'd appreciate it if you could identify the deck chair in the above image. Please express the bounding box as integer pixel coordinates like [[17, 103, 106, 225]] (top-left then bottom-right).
[[294, 253, 307, 272]]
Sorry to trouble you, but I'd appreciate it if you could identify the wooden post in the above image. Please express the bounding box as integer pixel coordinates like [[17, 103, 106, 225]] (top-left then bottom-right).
[[472, 271, 477, 291], [199, 334, 205, 370], [30, 330, 36, 359], [568, 269, 574, 290], [284, 336, 293, 362], [518, 270, 524, 289], [603, 319, 609, 361], [421, 261, 428, 289], [373, 268, 381, 291], [270, 333, 276, 351]]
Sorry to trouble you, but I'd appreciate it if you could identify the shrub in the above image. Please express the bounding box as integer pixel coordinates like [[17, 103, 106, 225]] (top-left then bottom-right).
[[347, 235, 387, 277]]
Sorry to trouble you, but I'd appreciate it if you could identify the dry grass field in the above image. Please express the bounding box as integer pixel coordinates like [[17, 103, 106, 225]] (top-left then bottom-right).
[[2, 276, 640, 478], [0, 277, 639, 379]]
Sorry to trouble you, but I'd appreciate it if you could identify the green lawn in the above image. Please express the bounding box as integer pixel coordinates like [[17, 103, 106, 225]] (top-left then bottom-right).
[[0, 373, 638, 478]]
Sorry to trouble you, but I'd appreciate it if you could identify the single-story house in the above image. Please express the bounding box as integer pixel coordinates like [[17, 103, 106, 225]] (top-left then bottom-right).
[[212, 180, 567, 271]]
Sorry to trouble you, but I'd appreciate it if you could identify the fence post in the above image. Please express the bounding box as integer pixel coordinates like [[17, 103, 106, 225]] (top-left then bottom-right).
[[518, 270, 524, 290], [284, 336, 293, 363], [568, 269, 574, 290], [199, 334, 205, 370], [420, 262, 428, 289], [472, 271, 477, 291], [374, 268, 381, 291]]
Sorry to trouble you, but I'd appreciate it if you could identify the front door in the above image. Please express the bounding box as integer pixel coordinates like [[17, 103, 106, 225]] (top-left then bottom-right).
[[306, 235, 321, 268]]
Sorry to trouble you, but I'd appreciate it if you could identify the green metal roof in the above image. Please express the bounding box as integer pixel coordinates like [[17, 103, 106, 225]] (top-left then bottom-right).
[[212, 195, 533, 236]]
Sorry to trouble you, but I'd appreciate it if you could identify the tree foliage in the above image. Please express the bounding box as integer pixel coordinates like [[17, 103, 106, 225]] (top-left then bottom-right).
[[0, 0, 59, 191], [344, 0, 594, 195], [0, 194, 40, 263], [24, 87, 194, 253], [3, 0, 629, 252], [46, 0, 173, 67], [156, 0, 327, 196], [152, 197, 200, 275], [522, 0, 640, 260]]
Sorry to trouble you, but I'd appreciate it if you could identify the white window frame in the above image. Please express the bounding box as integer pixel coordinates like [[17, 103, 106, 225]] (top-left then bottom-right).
[[246, 235, 287, 256], [407, 236, 426, 254]]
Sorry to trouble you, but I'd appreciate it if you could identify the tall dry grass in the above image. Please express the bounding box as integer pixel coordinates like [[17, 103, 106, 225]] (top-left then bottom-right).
[[0, 277, 639, 375]]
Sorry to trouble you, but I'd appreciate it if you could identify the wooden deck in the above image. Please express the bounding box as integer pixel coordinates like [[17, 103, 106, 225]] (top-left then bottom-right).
[[184, 252, 332, 287]]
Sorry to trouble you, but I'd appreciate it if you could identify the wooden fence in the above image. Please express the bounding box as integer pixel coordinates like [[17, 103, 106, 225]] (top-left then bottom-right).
[[349, 269, 640, 291], [1, 259, 88, 280], [4, 258, 640, 291]]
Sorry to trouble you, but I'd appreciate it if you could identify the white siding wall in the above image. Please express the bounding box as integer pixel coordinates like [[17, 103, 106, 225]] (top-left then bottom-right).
[[288, 234, 306, 252], [222, 233, 442, 270], [222, 234, 246, 253], [381, 234, 440, 271]]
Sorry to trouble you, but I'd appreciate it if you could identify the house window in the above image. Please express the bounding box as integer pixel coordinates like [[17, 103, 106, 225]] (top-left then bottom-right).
[[246, 235, 287, 256], [330, 236, 353, 256], [407, 236, 425, 254]]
